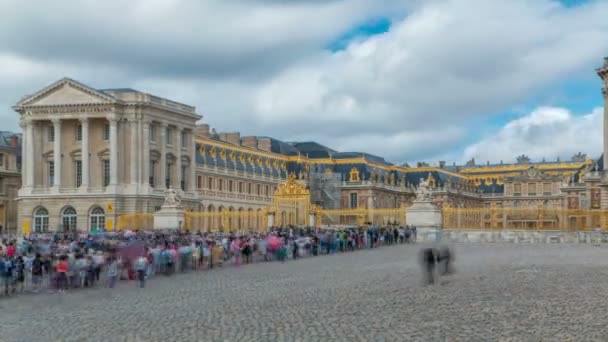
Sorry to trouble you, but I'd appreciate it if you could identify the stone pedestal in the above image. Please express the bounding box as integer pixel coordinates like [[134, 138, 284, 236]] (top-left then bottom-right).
[[406, 200, 442, 242], [154, 205, 185, 230]]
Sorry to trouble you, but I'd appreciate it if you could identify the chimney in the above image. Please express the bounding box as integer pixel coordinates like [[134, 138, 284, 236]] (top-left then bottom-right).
[[194, 124, 211, 138], [241, 136, 258, 149], [257, 137, 272, 152], [225, 132, 240, 145]]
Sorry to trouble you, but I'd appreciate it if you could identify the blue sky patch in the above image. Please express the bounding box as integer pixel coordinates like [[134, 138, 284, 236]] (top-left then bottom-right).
[[328, 17, 391, 52]]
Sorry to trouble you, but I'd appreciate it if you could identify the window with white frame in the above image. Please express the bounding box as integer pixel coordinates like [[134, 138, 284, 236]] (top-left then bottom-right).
[[61, 206, 77, 231], [103, 124, 110, 141], [181, 131, 187, 148], [149, 160, 156, 186], [166, 162, 172, 188], [166, 127, 172, 146], [102, 160, 110, 186], [48, 126, 55, 142], [48, 161, 55, 187], [350, 193, 358, 208], [89, 206, 105, 231], [75, 160, 82, 187], [76, 124, 82, 142], [181, 165, 186, 190], [149, 125, 156, 143], [33, 207, 49, 233]]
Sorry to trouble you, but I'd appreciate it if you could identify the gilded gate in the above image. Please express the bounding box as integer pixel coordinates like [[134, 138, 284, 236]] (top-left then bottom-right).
[[442, 206, 608, 231]]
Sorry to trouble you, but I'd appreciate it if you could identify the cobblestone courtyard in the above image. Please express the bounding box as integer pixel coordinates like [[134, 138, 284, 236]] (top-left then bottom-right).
[[3, 244, 608, 341]]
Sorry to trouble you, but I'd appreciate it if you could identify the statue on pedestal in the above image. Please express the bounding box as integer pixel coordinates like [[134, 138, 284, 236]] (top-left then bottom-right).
[[416, 178, 432, 201], [164, 186, 182, 207]]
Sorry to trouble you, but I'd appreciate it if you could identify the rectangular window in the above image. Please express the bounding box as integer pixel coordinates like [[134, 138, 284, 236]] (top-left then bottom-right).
[[513, 183, 521, 196], [265, 185, 269, 196], [257, 184, 261, 196], [350, 193, 358, 208], [228, 180, 233, 192], [218, 179, 223, 191], [181, 166, 186, 190], [166, 127, 172, 146], [208, 177, 213, 190], [75, 160, 82, 187], [528, 183, 536, 196], [248, 183, 252, 194], [238, 182, 243, 193], [48, 126, 55, 142], [181, 131, 187, 148], [103, 124, 110, 141], [543, 183, 552, 195], [48, 161, 55, 187], [76, 124, 82, 142], [166, 163, 172, 188], [149, 125, 156, 143], [197, 175, 202, 189], [0, 154, 3, 167], [102, 160, 110, 186], [149, 161, 156, 186]]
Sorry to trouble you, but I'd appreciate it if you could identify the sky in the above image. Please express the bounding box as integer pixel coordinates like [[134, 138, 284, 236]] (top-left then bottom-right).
[[0, 0, 607, 166]]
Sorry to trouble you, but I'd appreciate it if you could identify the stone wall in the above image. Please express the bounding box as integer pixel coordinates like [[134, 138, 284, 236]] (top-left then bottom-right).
[[438, 229, 608, 244]]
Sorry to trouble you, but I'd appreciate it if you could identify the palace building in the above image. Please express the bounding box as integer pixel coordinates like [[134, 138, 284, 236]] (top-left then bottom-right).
[[0, 131, 22, 233], [9, 57, 608, 233]]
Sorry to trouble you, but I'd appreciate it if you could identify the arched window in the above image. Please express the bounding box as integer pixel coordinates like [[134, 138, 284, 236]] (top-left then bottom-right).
[[61, 206, 77, 232], [33, 207, 49, 233], [89, 206, 105, 232]]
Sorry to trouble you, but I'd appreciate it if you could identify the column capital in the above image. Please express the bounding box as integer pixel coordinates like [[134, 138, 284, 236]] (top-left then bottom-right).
[[106, 114, 119, 123], [19, 118, 30, 128], [51, 118, 62, 126], [127, 116, 138, 123], [79, 116, 89, 124]]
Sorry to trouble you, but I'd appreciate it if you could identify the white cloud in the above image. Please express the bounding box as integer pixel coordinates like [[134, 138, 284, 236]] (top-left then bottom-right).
[[463, 106, 603, 163], [0, 0, 606, 164]]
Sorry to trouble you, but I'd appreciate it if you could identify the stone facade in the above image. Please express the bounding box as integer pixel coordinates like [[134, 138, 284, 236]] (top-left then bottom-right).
[[9, 58, 608, 233], [0, 132, 21, 233], [14, 79, 200, 233]]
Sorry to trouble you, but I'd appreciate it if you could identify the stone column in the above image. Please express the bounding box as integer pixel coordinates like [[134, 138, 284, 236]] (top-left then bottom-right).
[[130, 118, 138, 184], [19, 119, 30, 188], [142, 120, 150, 188], [108, 116, 118, 186], [176, 127, 182, 190], [52, 119, 62, 190], [79, 117, 89, 190], [308, 212, 316, 227], [189, 130, 196, 192], [267, 211, 275, 230], [159, 123, 167, 189]]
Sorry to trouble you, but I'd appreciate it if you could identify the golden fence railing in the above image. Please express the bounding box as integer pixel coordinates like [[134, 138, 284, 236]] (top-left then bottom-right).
[[183, 210, 269, 233], [442, 206, 608, 231], [116, 214, 154, 231], [316, 207, 406, 226]]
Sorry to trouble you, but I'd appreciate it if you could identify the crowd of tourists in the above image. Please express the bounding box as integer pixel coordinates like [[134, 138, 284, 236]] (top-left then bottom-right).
[[0, 225, 417, 298]]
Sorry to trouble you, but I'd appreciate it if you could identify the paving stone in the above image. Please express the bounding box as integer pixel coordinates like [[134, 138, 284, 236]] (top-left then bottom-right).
[[2, 244, 608, 341]]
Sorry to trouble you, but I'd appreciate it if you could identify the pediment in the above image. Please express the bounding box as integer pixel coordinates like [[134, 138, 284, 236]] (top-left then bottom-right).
[[16, 78, 116, 107]]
